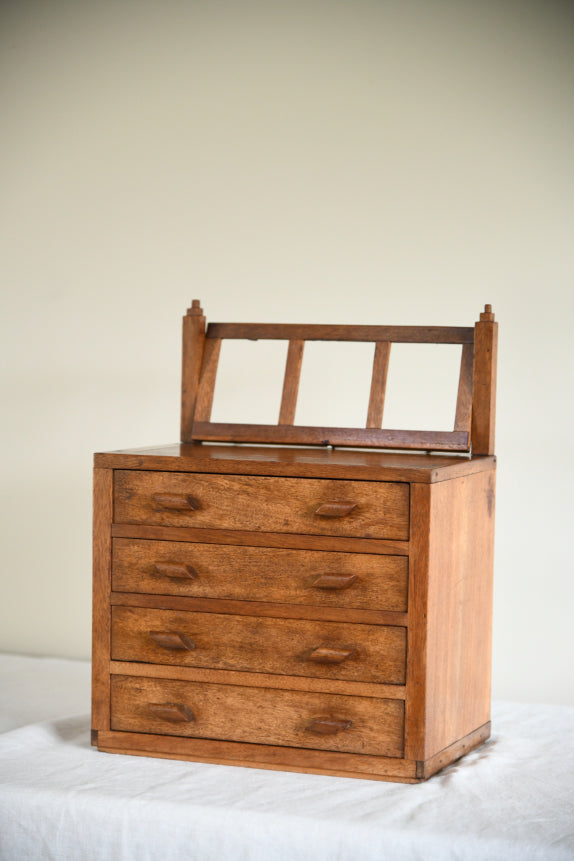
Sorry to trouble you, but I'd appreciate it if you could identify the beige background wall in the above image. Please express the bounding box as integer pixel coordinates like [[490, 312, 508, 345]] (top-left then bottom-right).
[[1, 0, 573, 705]]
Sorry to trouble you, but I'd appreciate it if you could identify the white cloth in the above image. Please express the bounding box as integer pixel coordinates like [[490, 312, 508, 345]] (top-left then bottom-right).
[[0, 653, 573, 861]]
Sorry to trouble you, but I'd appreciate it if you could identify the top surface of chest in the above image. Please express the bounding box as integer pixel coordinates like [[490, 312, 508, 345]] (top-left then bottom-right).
[[95, 442, 495, 484]]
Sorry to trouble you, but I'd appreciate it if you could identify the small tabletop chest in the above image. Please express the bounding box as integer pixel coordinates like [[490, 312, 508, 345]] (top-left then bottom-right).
[[92, 302, 497, 782]]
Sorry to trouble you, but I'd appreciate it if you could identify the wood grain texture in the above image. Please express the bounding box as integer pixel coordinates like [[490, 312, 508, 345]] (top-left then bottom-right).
[[110, 590, 408, 627], [180, 300, 206, 443], [279, 339, 304, 425], [112, 538, 409, 612], [95, 444, 495, 485], [92, 468, 113, 733], [109, 660, 407, 700], [191, 422, 469, 451], [114, 470, 410, 541], [110, 674, 405, 757], [454, 342, 474, 432], [421, 469, 496, 759], [111, 523, 409, 558], [403, 482, 431, 760], [367, 342, 391, 428], [111, 606, 407, 684], [193, 336, 221, 423], [417, 721, 491, 779], [97, 729, 418, 781], [207, 323, 474, 344], [471, 308, 498, 455]]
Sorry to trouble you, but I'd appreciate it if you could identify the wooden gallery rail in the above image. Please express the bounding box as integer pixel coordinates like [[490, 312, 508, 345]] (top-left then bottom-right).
[[181, 301, 497, 453]]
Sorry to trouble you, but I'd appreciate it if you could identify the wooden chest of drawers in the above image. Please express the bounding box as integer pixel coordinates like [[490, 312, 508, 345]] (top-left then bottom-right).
[[92, 302, 497, 782]]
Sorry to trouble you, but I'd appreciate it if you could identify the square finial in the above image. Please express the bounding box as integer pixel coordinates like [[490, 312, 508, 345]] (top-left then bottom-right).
[[186, 299, 204, 316], [479, 304, 495, 322]]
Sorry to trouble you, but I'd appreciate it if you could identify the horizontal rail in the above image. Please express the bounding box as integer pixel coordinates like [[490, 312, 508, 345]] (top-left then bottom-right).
[[207, 323, 474, 344], [111, 524, 411, 555], [192, 422, 470, 451]]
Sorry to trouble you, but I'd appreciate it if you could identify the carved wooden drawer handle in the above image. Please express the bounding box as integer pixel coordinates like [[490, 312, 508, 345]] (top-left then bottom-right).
[[314, 502, 357, 518], [312, 573, 358, 591], [153, 562, 198, 580], [149, 631, 196, 651], [148, 703, 195, 723], [152, 493, 201, 511], [306, 718, 352, 736], [307, 646, 356, 664]]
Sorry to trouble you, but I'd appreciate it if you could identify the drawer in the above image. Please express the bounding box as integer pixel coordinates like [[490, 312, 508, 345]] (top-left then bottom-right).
[[112, 539, 409, 612], [111, 606, 407, 685], [113, 471, 409, 540], [110, 674, 405, 757]]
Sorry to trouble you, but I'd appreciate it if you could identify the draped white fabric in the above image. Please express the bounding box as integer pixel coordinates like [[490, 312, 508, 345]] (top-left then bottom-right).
[[1, 653, 573, 861]]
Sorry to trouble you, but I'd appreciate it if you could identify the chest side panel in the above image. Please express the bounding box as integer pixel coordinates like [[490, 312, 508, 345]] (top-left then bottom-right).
[[423, 468, 496, 759]]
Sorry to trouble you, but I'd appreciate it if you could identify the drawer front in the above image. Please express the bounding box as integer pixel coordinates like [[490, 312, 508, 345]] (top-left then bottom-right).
[[111, 606, 407, 685], [110, 674, 405, 757], [112, 539, 409, 612], [113, 471, 409, 540]]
